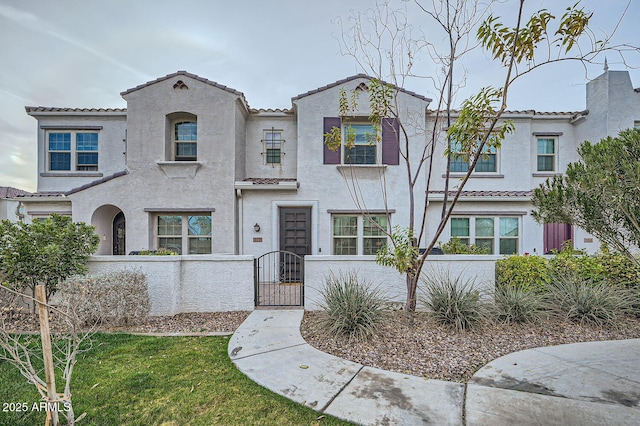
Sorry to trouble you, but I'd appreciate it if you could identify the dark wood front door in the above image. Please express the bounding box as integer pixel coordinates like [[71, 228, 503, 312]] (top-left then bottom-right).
[[279, 207, 311, 282], [113, 212, 126, 255], [279, 207, 311, 255]]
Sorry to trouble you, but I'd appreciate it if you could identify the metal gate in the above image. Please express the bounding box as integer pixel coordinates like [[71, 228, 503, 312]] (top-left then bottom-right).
[[254, 250, 304, 307]]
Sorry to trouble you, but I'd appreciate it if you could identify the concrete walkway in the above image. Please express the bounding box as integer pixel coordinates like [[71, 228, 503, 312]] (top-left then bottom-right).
[[228, 310, 640, 425]]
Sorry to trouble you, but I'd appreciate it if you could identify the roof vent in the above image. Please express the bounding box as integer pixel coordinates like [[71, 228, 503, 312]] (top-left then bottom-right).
[[173, 80, 189, 89], [355, 82, 369, 91]]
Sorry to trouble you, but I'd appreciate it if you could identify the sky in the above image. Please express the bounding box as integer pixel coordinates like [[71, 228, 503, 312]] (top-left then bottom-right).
[[1, 0, 639, 192]]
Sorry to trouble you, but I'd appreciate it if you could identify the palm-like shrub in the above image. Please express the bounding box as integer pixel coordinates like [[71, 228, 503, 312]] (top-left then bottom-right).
[[421, 272, 489, 331], [318, 271, 387, 340]]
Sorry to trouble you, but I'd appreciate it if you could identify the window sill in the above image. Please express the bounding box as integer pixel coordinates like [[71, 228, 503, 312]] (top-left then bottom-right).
[[444, 173, 504, 179], [41, 172, 103, 178], [336, 164, 388, 171], [532, 172, 562, 178], [156, 161, 202, 178]]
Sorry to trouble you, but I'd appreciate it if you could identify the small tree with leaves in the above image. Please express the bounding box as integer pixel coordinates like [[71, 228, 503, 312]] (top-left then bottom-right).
[[330, 0, 638, 312], [0, 214, 100, 303], [532, 128, 640, 263]]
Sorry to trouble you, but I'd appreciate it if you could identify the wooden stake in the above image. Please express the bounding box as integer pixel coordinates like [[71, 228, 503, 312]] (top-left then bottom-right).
[[36, 285, 59, 426]]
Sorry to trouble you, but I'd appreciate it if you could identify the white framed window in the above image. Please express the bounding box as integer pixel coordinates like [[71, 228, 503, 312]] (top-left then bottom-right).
[[47, 131, 99, 171], [449, 216, 519, 254], [449, 137, 498, 173], [343, 123, 378, 165], [536, 137, 556, 172], [263, 130, 283, 165], [332, 214, 388, 255], [174, 120, 197, 161], [157, 214, 211, 254]]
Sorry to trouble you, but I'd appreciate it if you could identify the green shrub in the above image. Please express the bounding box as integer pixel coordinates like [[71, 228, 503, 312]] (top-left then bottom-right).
[[421, 271, 489, 331], [547, 273, 634, 327], [438, 237, 490, 254], [495, 255, 551, 292], [58, 270, 151, 326], [492, 286, 546, 324], [596, 247, 640, 288], [549, 247, 606, 284], [318, 271, 387, 341]]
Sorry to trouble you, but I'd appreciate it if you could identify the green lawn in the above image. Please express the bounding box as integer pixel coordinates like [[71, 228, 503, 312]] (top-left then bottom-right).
[[0, 334, 352, 426]]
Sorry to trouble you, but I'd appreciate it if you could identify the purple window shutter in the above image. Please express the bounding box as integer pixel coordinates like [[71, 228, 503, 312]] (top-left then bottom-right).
[[381, 118, 400, 165], [323, 117, 341, 165]]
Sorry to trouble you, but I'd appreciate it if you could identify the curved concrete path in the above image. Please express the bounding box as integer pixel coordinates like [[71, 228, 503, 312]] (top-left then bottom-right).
[[229, 310, 640, 425]]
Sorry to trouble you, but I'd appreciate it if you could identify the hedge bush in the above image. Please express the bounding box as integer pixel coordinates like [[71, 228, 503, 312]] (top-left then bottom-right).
[[495, 255, 551, 292], [496, 250, 640, 293], [58, 270, 150, 326]]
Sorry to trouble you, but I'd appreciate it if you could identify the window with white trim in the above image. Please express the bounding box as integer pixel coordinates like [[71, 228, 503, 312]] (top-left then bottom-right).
[[332, 214, 388, 255], [344, 123, 377, 165], [450, 137, 498, 173], [173, 121, 197, 161], [157, 214, 211, 254], [449, 216, 519, 254], [536, 137, 556, 172], [47, 131, 99, 171], [263, 130, 283, 165]]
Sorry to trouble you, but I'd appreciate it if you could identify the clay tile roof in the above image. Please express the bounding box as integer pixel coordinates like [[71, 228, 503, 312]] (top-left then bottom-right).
[[120, 71, 249, 107], [243, 178, 297, 184], [249, 108, 294, 114], [16, 191, 65, 198], [65, 170, 128, 195], [25, 106, 126, 113], [292, 74, 432, 103], [0, 186, 31, 198], [429, 190, 533, 197]]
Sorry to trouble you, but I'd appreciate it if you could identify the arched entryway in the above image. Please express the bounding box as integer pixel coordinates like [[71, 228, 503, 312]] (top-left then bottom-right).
[[91, 205, 126, 255]]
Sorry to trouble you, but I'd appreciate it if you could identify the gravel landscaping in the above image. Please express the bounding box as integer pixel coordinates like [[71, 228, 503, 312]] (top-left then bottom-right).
[[300, 310, 640, 383]]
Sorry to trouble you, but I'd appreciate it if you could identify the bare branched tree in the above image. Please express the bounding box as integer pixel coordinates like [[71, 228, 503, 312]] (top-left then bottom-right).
[[327, 0, 639, 312], [0, 285, 95, 425]]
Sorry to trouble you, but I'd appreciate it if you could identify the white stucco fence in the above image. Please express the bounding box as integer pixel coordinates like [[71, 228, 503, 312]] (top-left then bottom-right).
[[86, 254, 499, 315], [88, 255, 254, 315], [303, 255, 500, 310]]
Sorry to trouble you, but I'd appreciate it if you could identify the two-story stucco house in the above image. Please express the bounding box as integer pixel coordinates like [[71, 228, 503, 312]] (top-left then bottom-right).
[[18, 69, 640, 258]]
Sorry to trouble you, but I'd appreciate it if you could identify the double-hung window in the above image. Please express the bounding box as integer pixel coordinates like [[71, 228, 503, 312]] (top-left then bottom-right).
[[449, 137, 498, 173], [449, 216, 519, 254], [174, 121, 197, 161], [263, 130, 283, 165], [157, 214, 212, 254], [47, 131, 99, 171], [76, 133, 99, 171], [344, 124, 377, 165], [536, 137, 556, 172], [332, 214, 388, 255]]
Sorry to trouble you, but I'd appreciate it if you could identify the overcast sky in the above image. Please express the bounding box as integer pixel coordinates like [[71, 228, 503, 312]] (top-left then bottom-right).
[[1, 0, 638, 192]]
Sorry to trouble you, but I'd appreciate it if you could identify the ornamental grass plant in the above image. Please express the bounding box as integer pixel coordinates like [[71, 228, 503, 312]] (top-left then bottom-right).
[[421, 271, 490, 332], [318, 271, 387, 341]]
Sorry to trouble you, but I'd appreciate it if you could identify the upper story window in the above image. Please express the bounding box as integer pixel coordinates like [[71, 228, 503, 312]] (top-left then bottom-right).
[[323, 117, 399, 166], [174, 121, 197, 161], [344, 123, 377, 165], [450, 138, 497, 173], [47, 131, 99, 171], [263, 130, 283, 165], [536, 137, 556, 172]]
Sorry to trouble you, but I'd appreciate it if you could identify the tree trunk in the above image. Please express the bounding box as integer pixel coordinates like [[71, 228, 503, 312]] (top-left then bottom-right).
[[404, 272, 418, 312]]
